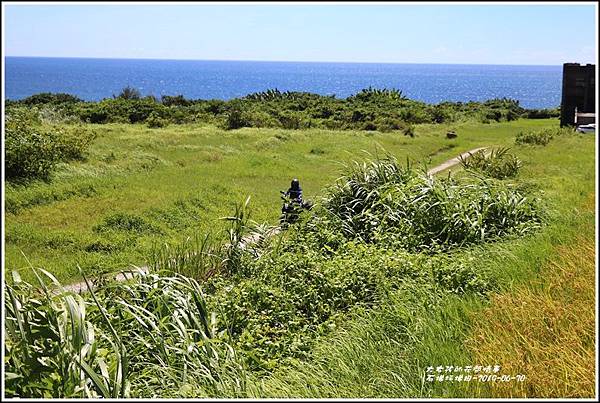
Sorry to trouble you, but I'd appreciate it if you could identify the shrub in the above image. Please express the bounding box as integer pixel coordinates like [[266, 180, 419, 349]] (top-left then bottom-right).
[[372, 117, 401, 132], [317, 155, 541, 251], [10, 89, 548, 132], [431, 257, 494, 296], [362, 121, 377, 131], [37, 104, 82, 124], [278, 112, 309, 129], [114, 86, 141, 100], [19, 92, 83, 105], [76, 98, 167, 124], [431, 106, 451, 123], [459, 147, 521, 179], [515, 128, 554, 146], [506, 109, 519, 121], [222, 108, 250, 130], [485, 110, 502, 122], [161, 94, 191, 107], [5, 109, 62, 180], [146, 111, 169, 128], [526, 108, 560, 119], [53, 126, 97, 161]]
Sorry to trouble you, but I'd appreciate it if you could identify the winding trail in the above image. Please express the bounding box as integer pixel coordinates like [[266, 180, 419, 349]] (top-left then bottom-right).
[[62, 146, 489, 294]]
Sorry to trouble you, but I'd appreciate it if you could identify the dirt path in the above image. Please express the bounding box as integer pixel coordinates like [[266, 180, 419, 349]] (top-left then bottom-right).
[[62, 146, 489, 294], [62, 266, 149, 294], [427, 146, 488, 176]]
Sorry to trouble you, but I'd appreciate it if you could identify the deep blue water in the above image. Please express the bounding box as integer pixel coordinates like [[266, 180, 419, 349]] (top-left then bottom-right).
[[5, 57, 562, 109]]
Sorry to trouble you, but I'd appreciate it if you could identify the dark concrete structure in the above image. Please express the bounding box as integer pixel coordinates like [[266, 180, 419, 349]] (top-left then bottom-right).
[[560, 63, 595, 127]]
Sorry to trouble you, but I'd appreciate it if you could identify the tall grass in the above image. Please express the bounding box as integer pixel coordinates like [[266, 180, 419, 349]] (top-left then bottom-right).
[[150, 233, 224, 280], [4, 267, 247, 398], [514, 127, 573, 146], [149, 196, 270, 279], [465, 231, 596, 397], [90, 271, 247, 397], [316, 154, 541, 251], [4, 268, 128, 398], [459, 147, 521, 179]]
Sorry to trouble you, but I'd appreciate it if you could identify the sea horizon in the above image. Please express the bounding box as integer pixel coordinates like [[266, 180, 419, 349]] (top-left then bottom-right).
[[5, 56, 563, 108]]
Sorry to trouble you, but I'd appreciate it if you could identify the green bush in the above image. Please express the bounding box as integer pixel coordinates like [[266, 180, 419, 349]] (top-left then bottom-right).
[[76, 98, 167, 124], [9, 89, 548, 132], [515, 128, 554, 145], [222, 108, 251, 130], [316, 155, 541, 251], [114, 85, 141, 100], [431, 257, 494, 296], [53, 126, 97, 160], [161, 94, 191, 107], [36, 104, 82, 124], [146, 111, 169, 128], [4, 109, 95, 180], [372, 117, 404, 133], [526, 108, 560, 119], [459, 147, 521, 179], [18, 92, 83, 105]]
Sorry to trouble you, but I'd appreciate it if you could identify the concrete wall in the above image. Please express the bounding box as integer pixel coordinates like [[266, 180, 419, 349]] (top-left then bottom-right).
[[560, 63, 595, 127]]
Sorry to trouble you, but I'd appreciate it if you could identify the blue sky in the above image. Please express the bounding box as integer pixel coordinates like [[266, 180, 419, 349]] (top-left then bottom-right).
[[3, 3, 597, 65]]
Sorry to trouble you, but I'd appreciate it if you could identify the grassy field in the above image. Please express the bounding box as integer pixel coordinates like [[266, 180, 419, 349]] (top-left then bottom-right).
[[4, 116, 596, 398], [5, 118, 557, 284]]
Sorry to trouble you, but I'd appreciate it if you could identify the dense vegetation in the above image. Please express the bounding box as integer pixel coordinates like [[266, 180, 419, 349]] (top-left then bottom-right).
[[5, 151, 545, 397], [459, 147, 522, 179], [5, 108, 96, 180], [6, 87, 559, 132], [3, 86, 591, 398]]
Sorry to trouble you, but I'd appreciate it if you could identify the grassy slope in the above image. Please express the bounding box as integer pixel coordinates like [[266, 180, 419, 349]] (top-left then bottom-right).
[[5, 118, 557, 283], [467, 200, 595, 398], [247, 128, 596, 398]]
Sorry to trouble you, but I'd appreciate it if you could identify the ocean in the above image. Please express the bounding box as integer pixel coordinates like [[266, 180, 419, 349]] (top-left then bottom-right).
[[4, 57, 562, 109]]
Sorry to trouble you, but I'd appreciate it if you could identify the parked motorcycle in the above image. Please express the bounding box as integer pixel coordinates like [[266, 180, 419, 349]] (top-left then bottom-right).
[[279, 191, 312, 228]]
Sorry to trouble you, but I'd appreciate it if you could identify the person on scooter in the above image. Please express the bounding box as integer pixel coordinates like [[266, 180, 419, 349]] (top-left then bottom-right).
[[285, 178, 303, 202]]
